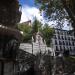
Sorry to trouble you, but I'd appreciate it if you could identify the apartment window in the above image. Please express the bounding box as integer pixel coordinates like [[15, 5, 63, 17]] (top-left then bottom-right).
[[55, 40, 57, 45], [64, 31, 67, 35], [71, 42, 73, 46], [71, 37, 74, 41], [62, 36, 64, 40], [70, 47, 72, 51], [60, 46, 62, 51], [65, 36, 67, 40], [58, 35, 60, 39], [63, 41, 65, 45], [59, 41, 62, 45], [61, 31, 63, 35], [56, 46, 59, 51], [69, 42, 71, 45], [66, 41, 68, 46], [72, 42, 74, 46], [68, 37, 70, 40], [67, 32, 68, 34], [63, 46, 65, 51]]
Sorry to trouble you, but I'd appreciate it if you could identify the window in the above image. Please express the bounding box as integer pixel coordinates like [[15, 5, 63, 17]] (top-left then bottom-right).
[[64, 31, 67, 35], [55, 40, 57, 45], [60, 46, 62, 51], [66, 41, 68, 46], [72, 42, 74, 46], [63, 41, 65, 45], [56, 46, 59, 51], [69, 42, 71, 45], [61, 31, 63, 35], [63, 46, 65, 51], [65, 36, 67, 40], [62, 36, 64, 40], [70, 47, 72, 51], [58, 35, 60, 39], [71, 37, 74, 41], [68, 37, 71, 40], [59, 41, 62, 45]]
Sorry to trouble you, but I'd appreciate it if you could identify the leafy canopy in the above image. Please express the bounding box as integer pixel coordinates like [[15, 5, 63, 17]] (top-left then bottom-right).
[[18, 19, 54, 46], [41, 24, 54, 46], [35, 0, 70, 29], [18, 23, 32, 43], [32, 18, 54, 46], [32, 18, 43, 41]]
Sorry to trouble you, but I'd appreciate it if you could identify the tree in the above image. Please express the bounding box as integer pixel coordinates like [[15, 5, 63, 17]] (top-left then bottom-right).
[[41, 24, 54, 47], [32, 18, 42, 41], [35, 0, 73, 30], [62, 0, 75, 30], [0, 0, 21, 26], [32, 18, 54, 46], [32, 19, 39, 34], [18, 23, 32, 43]]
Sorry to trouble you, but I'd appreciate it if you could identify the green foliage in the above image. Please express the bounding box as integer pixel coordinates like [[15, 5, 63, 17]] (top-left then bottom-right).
[[35, 0, 70, 29], [32, 18, 54, 46], [35, 0, 67, 19], [41, 24, 54, 46], [18, 23, 32, 43], [32, 19, 39, 34], [18, 19, 54, 45], [62, 0, 75, 30], [32, 18, 43, 41], [32, 18, 43, 33]]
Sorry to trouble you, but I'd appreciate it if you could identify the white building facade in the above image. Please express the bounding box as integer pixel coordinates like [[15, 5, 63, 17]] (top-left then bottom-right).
[[19, 32, 52, 55], [51, 29, 75, 55]]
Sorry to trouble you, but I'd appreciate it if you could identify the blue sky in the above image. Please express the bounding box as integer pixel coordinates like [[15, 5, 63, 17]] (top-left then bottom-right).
[[19, 0, 72, 30], [19, 0, 35, 7], [19, 0, 45, 24]]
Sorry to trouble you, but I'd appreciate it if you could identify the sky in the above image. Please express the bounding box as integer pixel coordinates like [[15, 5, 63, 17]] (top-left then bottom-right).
[[19, 0, 72, 30], [19, 0, 35, 7], [19, 0, 44, 23]]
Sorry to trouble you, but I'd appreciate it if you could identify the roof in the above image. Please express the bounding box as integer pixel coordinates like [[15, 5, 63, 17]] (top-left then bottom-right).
[[20, 20, 31, 26]]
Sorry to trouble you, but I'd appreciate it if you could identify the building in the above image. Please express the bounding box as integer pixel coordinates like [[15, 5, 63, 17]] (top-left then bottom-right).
[[20, 31, 52, 55], [19, 31, 47, 54], [20, 20, 31, 26], [51, 29, 75, 55]]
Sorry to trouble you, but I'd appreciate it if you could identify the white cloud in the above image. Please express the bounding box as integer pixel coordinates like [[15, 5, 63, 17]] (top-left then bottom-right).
[[20, 5, 72, 30], [20, 5, 44, 23]]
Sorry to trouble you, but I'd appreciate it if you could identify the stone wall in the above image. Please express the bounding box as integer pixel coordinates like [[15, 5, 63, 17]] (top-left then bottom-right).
[[19, 43, 52, 55]]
